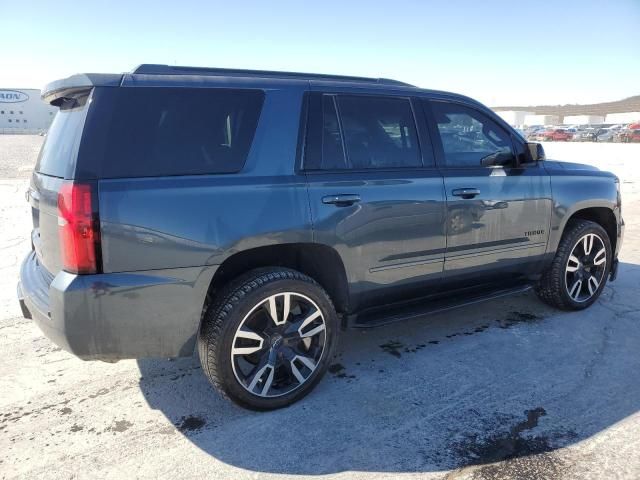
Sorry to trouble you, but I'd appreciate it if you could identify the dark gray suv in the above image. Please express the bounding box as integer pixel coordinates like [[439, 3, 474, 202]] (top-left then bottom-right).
[[18, 65, 624, 409]]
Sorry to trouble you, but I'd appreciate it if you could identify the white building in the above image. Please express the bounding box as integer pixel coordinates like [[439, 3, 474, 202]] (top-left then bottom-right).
[[0, 89, 58, 134], [524, 114, 559, 126], [605, 112, 640, 124], [563, 115, 605, 125], [495, 110, 534, 127]]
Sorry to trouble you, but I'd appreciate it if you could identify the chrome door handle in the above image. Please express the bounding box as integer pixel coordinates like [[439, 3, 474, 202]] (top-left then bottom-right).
[[322, 194, 361, 206], [452, 188, 480, 199]]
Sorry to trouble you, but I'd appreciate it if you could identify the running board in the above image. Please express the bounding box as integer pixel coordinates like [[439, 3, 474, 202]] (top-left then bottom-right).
[[351, 284, 532, 329]]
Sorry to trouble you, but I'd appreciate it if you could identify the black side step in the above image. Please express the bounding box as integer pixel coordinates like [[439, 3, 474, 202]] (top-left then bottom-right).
[[351, 284, 532, 329]]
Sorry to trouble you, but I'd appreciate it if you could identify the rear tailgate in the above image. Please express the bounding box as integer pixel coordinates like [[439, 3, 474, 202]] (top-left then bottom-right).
[[29, 93, 91, 276]]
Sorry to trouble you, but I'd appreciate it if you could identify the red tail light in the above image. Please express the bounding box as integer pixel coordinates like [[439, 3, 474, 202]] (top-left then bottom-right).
[[57, 182, 100, 274]]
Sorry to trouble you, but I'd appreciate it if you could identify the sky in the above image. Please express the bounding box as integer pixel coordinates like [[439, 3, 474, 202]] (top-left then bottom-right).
[[3, 0, 639, 107]]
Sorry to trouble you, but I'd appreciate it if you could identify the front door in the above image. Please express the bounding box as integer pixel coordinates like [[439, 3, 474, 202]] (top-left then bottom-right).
[[424, 99, 552, 285], [303, 91, 446, 310]]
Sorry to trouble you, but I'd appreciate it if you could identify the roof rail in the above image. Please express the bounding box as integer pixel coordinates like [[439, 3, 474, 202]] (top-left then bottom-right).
[[132, 64, 414, 87]]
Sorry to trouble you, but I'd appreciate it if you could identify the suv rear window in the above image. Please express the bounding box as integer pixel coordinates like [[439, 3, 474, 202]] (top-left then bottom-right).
[[35, 98, 83, 178], [82, 87, 264, 178]]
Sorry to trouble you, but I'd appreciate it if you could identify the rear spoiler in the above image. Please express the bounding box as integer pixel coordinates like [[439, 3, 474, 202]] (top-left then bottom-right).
[[41, 73, 123, 106]]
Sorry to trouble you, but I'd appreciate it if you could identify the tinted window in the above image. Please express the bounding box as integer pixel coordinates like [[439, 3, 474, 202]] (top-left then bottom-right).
[[320, 95, 347, 169], [337, 96, 421, 169], [35, 98, 85, 178], [85, 87, 263, 178], [429, 101, 513, 167]]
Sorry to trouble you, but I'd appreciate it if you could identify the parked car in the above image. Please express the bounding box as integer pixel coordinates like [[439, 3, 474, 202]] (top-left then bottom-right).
[[536, 129, 553, 141], [618, 129, 640, 142], [596, 128, 617, 142], [542, 128, 573, 141], [525, 126, 545, 141], [577, 128, 606, 142], [18, 65, 624, 409], [566, 128, 583, 141], [613, 128, 632, 142]]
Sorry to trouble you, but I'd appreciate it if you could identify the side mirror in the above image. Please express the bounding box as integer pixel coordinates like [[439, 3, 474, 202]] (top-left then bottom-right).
[[480, 151, 515, 167], [526, 142, 546, 162]]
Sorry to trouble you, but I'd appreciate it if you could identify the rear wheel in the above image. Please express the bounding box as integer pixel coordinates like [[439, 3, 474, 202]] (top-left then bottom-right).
[[535, 220, 611, 310], [198, 268, 338, 410]]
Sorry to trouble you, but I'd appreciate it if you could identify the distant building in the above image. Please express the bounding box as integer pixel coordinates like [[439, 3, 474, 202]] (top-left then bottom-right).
[[605, 112, 640, 124], [563, 115, 605, 125], [0, 89, 58, 134], [495, 110, 534, 127], [524, 114, 559, 126]]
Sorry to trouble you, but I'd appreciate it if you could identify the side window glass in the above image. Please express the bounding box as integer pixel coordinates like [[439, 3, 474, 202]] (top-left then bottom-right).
[[321, 95, 348, 169], [84, 87, 264, 177], [304, 94, 347, 170], [429, 101, 514, 168], [337, 96, 421, 169]]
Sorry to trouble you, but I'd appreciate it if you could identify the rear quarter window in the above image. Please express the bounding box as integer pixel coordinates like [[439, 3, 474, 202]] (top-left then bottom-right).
[[35, 98, 84, 178], [81, 87, 264, 178]]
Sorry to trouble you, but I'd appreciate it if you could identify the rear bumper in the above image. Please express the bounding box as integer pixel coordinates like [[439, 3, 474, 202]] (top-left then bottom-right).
[[18, 251, 217, 360], [17, 284, 31, 319]]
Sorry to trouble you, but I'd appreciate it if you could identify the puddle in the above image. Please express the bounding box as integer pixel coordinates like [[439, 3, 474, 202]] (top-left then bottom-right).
[[450, 408, 577, 479], [496, 312, 543, 329], [328, 363, 345, 374], [379, 341, 404, 357], [328, 363, 356, 379]]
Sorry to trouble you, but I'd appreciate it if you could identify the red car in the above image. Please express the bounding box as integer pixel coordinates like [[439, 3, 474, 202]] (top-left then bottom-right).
[[542, 128, 573, 141], [619, 129, 640, 143]]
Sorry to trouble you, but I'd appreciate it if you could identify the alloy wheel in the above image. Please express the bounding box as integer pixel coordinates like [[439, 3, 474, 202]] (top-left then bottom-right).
[[231, 292, 327, 398], [565, 233, 607, 303]]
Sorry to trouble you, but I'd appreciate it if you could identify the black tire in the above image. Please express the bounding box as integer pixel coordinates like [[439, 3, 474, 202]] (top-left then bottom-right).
[[535, 219, 611, 310], [198, 267, 338, 410]]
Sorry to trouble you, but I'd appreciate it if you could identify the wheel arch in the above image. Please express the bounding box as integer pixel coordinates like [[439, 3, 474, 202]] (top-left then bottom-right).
[[202, 243, 350, 323], [564, 207, 618, 253]]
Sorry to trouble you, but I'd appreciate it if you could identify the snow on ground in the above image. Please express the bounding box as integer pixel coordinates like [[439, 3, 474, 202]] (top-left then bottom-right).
[[1, 135, 640, 479], [543, 140, 640, 186]]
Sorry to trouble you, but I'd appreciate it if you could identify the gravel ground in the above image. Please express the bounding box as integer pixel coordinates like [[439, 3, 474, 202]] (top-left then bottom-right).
[[1, 135, 640, 479]]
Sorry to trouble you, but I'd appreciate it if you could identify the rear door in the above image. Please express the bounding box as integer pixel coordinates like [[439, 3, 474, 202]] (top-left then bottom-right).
[[28, 93, 88, 276], [423, 98, 552, 285], [303, 89, 446, 310]]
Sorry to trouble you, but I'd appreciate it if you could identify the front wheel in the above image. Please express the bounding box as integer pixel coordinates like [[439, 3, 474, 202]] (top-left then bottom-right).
[[198, 268, 338, 410], [535, 220, 611, 310]]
